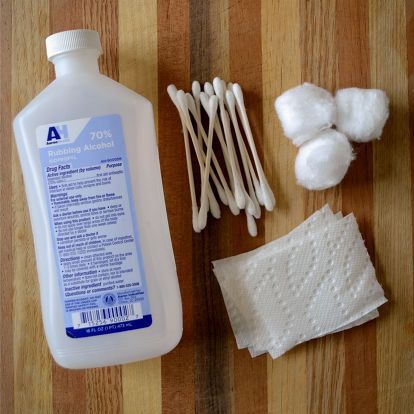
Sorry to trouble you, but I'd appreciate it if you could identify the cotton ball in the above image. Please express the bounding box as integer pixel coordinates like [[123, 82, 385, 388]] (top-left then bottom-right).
[[335, 88, 389, 142], [275, 83, 337, 146], [295, 129, 354, 190]]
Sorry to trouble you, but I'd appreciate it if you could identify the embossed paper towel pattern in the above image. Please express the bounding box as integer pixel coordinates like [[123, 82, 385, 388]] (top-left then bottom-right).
[[213, 206, 387, 359]]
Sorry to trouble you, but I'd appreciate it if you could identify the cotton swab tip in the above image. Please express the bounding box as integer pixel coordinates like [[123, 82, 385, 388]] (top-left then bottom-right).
[[185, 93, 197, 114], [225, 89, 236, 109], [204, 82, 215, 97], [213, 77, 224, 99], [253, 204, 261, 219], [254, 182, 264, 205], [199, 91, 209, 112], [246, 214, 258, 237], [246, 198, 256, 216], [209, 95, 219, 114], [192, 209, 201, 233], [192, 80, 201, 98], [209, 195, 221, 219], [197, 204, 208, 230], [261, 180, 276, 206], [232, 83, 245, 107], [234, 184, 246, 209], [176, 89, 188, 108], [228, 197, 240, 215], [167, 84, 179, 104], [216, 185, 228, 206], [262, 190, 275, 212]]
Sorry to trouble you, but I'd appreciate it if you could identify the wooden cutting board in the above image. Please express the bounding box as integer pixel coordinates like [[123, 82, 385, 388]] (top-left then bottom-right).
[[1, 1, 413, 413]]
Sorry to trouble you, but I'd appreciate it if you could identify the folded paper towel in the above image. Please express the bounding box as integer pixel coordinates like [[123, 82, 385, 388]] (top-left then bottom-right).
[[213, 205, 387, 358]]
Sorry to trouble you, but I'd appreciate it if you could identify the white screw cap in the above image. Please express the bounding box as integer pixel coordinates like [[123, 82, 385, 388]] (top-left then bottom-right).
[[46, 29, 102, 61]]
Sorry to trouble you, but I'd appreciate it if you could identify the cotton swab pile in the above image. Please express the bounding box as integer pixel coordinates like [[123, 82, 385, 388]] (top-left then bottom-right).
[[168, 78, 275, 237]]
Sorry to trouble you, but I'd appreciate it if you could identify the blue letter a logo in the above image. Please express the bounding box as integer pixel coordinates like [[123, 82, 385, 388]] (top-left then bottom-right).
[[47, 125, 68, 142]]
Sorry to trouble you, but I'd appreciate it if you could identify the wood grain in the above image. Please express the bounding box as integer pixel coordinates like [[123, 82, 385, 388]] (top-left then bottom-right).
[[1, 1, 413, 413], [11, 1, 53, 413], [119, 2, 162, 414], [336, 2, 378, 414], [228, 2, 268, 413], [261, 4, 308, 412], [370, 2, 414, 413], [300, 3, 347, 413], [157, 2, 195, 414], [189, 1, 234, 413], [49, 2, 88, 414], [0, 0, 13, 412]]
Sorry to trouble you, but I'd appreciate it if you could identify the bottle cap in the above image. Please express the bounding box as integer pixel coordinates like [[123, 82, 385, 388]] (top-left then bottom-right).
[[46, 29, 102, 61]]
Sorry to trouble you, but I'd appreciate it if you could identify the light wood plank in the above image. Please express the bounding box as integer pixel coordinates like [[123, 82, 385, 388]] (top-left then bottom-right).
[[48, 2, 89, 413], [261, 1, 307, 412], [118, 2, 162, 413], [11, 1, 53, 413], [81, 3, 124, 412], [0, 0, 14, 412], [86, 367, 123, 414], [299, 2, 347, 413]]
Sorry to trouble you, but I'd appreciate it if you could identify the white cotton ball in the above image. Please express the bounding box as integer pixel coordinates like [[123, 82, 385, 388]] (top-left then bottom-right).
[[274, 83, 336, 146], [295, 129, 354, 190], [335, 88, 389, 142]]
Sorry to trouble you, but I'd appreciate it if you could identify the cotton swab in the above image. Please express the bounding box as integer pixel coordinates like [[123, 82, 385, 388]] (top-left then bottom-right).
[[204, 81, 215, 97], [191, 81, 203, 147], [198, 96, 218, 229], [168, 79, 275, 237], [204, 85, 256, 217], [199, 92, 235, 190], [225, 89, 261, 219], [167, 85, 201, 232], [213, 77, 246, 210], [226, 83, 264, 206], [176, 90, 224, 208], [185, 93, 233, 207], [219, 79, 258, 214], [232, 83, 276, 211], [246, 212, 258, 237], [176, 90, 221, 219], [198, 94, 240, 216]]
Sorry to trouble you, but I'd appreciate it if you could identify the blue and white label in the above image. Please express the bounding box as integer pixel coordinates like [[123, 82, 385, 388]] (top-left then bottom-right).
[[37, 114, 152, 338]]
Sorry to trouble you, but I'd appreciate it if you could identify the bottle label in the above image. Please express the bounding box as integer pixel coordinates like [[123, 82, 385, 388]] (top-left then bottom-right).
[[37, 114, 152, 338]]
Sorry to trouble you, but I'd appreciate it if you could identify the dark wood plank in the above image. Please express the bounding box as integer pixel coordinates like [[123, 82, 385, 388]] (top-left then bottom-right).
[[189, 1, 234, 413], [336, 2, 378, 414], [228, 1, 268, 413], [157, 1, 195, 413]]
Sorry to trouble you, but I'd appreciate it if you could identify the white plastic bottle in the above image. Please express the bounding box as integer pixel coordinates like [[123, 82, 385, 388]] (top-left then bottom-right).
[[13, 30, 182, 369]]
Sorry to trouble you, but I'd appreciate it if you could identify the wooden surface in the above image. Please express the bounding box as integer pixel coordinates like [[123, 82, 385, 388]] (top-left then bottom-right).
[[1, 1, 413, 413]]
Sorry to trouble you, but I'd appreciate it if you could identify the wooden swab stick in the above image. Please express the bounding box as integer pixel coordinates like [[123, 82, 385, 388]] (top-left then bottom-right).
[[167, 85, 201, 231], [232, 83, 276, 211], [225, 89, 261, 219], [198, 96, 218, 229], [212, 77, 246, 210]]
